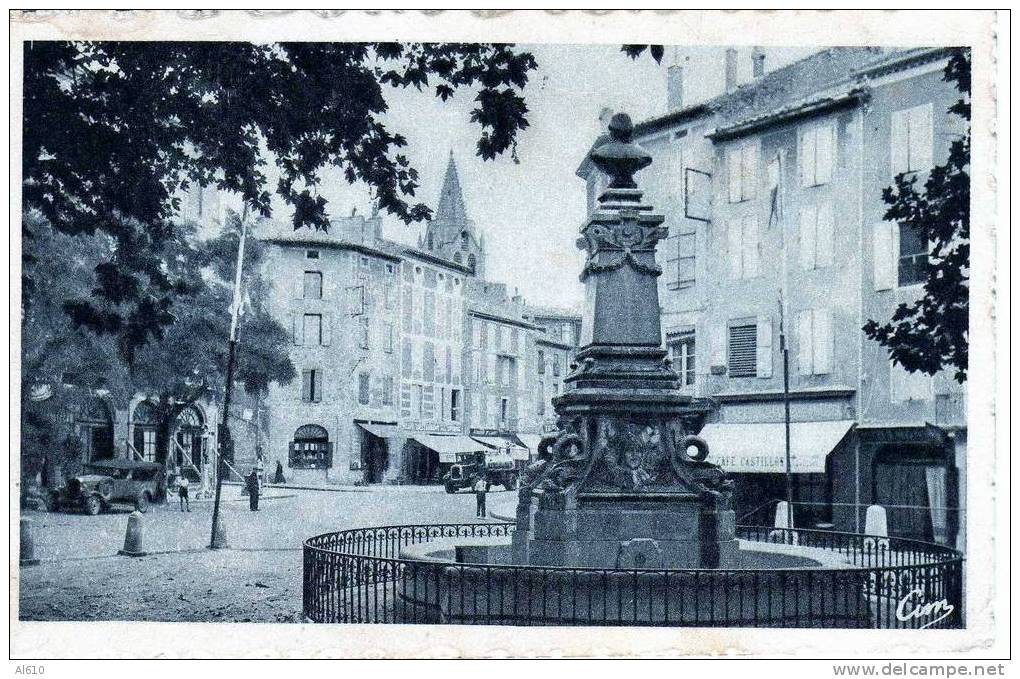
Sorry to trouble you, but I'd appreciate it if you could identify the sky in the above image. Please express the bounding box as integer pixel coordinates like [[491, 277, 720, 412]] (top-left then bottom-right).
[[245, 44, 817, 311]]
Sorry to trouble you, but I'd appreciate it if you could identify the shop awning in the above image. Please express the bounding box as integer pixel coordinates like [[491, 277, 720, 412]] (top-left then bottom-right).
[[411, 434, 489, 463], [471, 435, 531, 461], [697, 420, 855, 474], [517, 434, 545, 454], [357, 423, 404, 439]]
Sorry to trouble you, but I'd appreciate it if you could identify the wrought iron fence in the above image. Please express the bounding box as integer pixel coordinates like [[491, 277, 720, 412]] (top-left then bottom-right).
[[303, 522, 963, 628]]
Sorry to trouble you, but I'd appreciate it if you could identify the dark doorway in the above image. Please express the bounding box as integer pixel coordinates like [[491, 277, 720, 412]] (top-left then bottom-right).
[[873, 444, 954, 544], [78, 397, 114, 461], [362, 433, 389, 484], [131, 400, 159, 462], [731, 472, 831, 527], [173, 405, 206, 471], [407, 442, 440, 483], [88, 425, 114, 461]]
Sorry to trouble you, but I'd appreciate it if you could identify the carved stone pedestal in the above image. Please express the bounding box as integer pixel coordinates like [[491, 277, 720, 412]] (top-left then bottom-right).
[[527, 491, 736, 569], [515, 112, 736, 571]]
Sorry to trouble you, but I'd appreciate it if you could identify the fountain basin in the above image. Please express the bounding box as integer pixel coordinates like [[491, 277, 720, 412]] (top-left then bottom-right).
[[395, 535, 872, 626], [302, 522, 964, 628]]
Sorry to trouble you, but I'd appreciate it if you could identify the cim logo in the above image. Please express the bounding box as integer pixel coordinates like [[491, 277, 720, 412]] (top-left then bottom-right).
[[895, 588, 955, 629]]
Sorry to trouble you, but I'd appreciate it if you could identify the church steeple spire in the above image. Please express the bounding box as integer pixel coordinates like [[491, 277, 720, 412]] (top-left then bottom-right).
[[435, 151, 469, 231], [421, 150, 485, 277]]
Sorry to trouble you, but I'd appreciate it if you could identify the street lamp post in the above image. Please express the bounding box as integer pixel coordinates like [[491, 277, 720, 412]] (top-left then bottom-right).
[[209, 208, 249, 550]]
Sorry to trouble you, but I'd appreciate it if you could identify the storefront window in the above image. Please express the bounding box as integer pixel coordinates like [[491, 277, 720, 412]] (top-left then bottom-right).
[[289, 424, 331, 469]]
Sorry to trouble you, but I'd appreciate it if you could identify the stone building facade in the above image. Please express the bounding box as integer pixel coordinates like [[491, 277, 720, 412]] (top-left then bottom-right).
[[260, 155, 580, 486], [577, 47, 967, 548]]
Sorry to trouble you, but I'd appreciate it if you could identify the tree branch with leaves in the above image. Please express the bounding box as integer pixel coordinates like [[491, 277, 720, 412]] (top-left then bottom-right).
[[863, 48, 970, 383]]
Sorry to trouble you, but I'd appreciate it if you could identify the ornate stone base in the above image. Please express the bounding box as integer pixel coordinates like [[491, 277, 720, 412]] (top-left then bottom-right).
[[520, 490, 737, 569]]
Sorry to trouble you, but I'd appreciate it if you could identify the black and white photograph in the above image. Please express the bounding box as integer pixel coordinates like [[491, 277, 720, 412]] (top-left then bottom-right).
[[9, 9, 1006, 666]]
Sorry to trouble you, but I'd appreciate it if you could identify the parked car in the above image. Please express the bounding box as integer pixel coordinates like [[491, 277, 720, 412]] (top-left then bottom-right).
[[47, 459, 165, 515], [443, 450, 518, 493]]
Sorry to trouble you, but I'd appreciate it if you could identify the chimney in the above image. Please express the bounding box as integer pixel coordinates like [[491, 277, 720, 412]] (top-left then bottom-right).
[[724, 48, 739, 93], [752, 47, 766, 78], [666, 63, 684, 110]]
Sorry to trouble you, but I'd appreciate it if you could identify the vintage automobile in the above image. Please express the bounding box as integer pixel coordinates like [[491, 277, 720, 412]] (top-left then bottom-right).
[[443, 449, 518, 494], [47, 459, 165, 515]]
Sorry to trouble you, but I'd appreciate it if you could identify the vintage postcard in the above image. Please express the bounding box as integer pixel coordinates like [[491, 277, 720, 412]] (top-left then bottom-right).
[[8, 9, 1006, 663]]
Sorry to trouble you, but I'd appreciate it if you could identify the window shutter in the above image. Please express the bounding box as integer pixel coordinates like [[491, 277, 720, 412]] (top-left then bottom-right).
[[911, 103, 934, 173], [756, 316, 773, 378], [293, 314, 303, 346], [727, 219, 743, 279], [812, 309, 833, 374], [800, 128, 816, 187], [710, 325, 726, 367], [890, 109, 909, 177], [301, 370, 311, 401], [321, 313, 331, 347], [727, 324, 758, 378], [741, 143, 758, 200], [816, 123, 835, 184], [743, 215, 760, 277], [799, 206, 817, 270], [796, 310, 813, 375], [872, 222, 896, 291], [727, 149, 742, 202], [816, 203, 834, 267]]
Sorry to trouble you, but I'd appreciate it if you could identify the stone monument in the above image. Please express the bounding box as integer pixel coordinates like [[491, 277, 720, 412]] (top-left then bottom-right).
[[513, 113, 736, 569]]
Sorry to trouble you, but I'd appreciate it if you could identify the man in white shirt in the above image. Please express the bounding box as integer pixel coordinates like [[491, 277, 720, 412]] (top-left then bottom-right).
[[177, 475, 190, 512], [473, 476, 487, 518]]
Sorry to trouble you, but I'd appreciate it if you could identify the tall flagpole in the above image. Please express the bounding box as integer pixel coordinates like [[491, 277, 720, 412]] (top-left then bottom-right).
[[210, 204, 249, 550], [775, 150, 794, 532]]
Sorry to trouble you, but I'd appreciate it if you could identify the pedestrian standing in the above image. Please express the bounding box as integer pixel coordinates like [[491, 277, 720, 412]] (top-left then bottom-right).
[[178, 475, 190, 512], [246, 469, 261, 511], [473, 476, 487, 518]]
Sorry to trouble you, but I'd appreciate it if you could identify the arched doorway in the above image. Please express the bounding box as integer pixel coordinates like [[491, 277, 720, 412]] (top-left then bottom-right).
[[172, 404, 206, 473], [290, 424, 332, 470], [77, 397, 114, 461], [131, 400, 158, 462]]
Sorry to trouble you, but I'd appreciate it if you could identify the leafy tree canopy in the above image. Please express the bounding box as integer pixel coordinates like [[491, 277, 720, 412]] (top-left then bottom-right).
[[863, 48, 970, 382], [23, 41, 537, 352], [24, 41, 535, 233]]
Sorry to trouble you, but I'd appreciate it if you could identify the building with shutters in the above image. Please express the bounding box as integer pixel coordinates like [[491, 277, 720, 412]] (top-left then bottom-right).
[[259, 154, 580, 486], [577, 47, 967, 549], [520, 305, 583, 444], [260, 211, 406, 485]]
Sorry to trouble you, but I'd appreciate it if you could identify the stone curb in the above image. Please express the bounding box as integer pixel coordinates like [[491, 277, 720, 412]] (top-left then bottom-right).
[[182, 491, 297, 504], [224, 481, 519, 495]]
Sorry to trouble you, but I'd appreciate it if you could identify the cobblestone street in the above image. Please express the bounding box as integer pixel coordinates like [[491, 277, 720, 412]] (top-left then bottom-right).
[[18, 486, 514, 622]]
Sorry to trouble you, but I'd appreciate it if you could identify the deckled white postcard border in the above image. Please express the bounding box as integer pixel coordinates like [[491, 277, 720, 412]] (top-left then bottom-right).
[[8, 9, 1002, 659]]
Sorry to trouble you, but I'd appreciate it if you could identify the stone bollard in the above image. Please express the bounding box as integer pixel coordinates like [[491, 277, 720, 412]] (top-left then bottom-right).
[[118, 511, 148, 557], [210, 517, 229, 550], [20, 517, 39, 566]]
